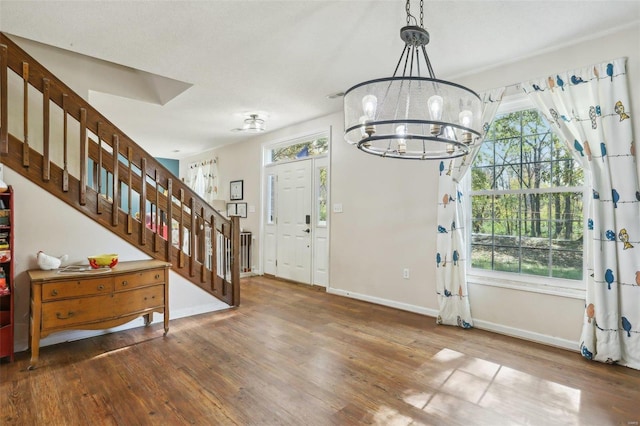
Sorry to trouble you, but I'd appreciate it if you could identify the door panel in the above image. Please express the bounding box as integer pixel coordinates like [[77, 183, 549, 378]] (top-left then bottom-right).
[[313, 157, 329, 286], [263, 172, 277, 275], [276, 161, 312, 283]]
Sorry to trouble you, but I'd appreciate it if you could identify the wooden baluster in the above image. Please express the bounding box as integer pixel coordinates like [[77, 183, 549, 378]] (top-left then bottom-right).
[[42, 78, 50, 181], [221, 224, 228, 297], [96, 122, 103, 214], [200, 206, 206, 283], [126, 147, 133, 234], [22, 62, 30, 167], [62, 94, 69, 192], [0, 44, 7, 153], [79, 108, 87, 206], [231, 215, 240, 306], [210, 214, 217, 292], [112, 135, 119, 226], [178, 189, 185, 268], [189, 197, 196, 277], [140, 157, 147, 245], [165, 178, 173, 262], [154, 169, 160, 252]]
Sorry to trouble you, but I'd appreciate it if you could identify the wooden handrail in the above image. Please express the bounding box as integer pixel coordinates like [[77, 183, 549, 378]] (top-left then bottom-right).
[[0, 33, 240, 307]]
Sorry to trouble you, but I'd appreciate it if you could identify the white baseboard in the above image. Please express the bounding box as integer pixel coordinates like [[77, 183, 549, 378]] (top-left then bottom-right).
[[326, 287, 579, 352], [327, 287, 439, 317], [472, 318, 579, 352]]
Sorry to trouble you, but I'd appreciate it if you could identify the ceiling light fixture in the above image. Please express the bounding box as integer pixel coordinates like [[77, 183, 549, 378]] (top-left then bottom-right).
[[232, 113, 266, 133], [343, 0, 482, 160]]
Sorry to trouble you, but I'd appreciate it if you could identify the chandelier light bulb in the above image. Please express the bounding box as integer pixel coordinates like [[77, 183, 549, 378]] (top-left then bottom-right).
[[459, 110, 473, 144], [428, 95, 444, 135], [362, 95, 378, 120], [396, 125, 407, 154]]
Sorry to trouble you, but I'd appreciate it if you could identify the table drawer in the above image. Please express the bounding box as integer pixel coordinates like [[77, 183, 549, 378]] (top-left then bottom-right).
[[120, 284, 165, 312], [42, 278, 115, 301], [42, 285, 165, 329], [42, 293, 113, 328], [116, 269, 166, 291]]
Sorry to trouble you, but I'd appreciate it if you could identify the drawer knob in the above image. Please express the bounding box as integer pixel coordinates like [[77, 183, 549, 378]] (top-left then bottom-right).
[[56, 311, 74, 320], [122, 280, 128, 286], [51, 289, 58, 296], [155, 274, 160, 280], [97, 284, 105, 291]]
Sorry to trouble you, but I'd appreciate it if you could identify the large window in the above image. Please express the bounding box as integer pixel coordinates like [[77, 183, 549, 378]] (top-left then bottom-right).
[[469, 106, 585, 286]]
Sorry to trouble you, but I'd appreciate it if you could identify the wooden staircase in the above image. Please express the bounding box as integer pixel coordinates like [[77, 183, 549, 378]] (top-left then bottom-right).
[[0, 33, 240, 307]]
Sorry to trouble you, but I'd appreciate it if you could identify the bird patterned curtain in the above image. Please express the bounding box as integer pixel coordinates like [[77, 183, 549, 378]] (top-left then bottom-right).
[[524, 58, 640, 370], [435, 88, 505, 328]]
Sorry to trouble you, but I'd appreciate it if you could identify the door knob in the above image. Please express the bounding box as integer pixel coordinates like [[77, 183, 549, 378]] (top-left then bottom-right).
[[303, 228, 311, 233]]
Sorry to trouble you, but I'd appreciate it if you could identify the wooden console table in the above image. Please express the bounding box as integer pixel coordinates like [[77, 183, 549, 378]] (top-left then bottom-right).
[[27, 259, 171, 369]]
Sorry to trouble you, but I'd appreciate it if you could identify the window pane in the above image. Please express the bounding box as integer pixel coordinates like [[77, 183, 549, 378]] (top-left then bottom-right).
[[470, 243, 492, 270], [521, 248, 550, 277], [471, 167, 493, 191], [267, 174, 276, 225], [268, 136, 329, 164], [471, 195, 493, 220], [317, 166, 327, 226], [493, 246, 520, 273], [495, 137, 521, 166], [551, 249, 583, 279], [475, 142, 494, 167], [494, 195, 520, 221]]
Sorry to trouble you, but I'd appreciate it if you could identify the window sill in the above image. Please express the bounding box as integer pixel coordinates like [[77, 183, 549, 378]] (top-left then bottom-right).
[[467, 270, 586, 300]]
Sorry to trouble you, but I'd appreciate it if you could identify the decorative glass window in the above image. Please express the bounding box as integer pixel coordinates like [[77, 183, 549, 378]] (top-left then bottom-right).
[[317, 166, 327, 227], [469, 107, 585, 282], [266, 174, 276, 225], [266, 133, 329, 164]]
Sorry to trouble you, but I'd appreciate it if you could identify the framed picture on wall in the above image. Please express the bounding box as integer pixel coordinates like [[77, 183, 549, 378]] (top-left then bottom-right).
[[226, 202, 236, 217], [226, 202, 247, 218], [236, 202, 247, 218], [230, 180, 243, 200]]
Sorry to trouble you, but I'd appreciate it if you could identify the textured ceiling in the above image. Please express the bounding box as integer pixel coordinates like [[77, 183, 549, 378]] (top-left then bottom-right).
[[1, 0, 639, 159]]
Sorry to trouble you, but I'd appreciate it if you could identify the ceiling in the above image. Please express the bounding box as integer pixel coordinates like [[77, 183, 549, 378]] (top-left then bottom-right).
[[1, 1, 639, 159]]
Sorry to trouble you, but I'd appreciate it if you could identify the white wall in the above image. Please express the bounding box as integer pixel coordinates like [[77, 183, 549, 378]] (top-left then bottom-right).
[[181, 23, 640, 351], [4, 167, 228, 353]]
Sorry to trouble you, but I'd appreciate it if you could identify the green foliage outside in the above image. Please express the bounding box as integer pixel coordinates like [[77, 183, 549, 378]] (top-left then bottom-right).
[[470, 109, 584, 280], [270, 137, 329, 163]]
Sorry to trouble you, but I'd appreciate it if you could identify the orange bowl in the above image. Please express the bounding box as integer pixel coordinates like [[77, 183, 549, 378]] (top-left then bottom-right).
[[87, 254, 119, 269]]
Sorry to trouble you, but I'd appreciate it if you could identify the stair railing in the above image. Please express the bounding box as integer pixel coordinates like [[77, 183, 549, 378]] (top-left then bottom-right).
[[0, 33, 240, 307]]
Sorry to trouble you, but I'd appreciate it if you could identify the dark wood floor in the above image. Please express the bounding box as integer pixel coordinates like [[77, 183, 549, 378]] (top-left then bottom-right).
[[2, 276, 640, 425]]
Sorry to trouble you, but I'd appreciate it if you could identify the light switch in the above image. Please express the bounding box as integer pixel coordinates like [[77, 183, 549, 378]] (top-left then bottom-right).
[[333, 203, 343, 213]]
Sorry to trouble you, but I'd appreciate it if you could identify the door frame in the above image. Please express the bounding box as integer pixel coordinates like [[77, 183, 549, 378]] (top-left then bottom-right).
[[259, 128, 331, 286]]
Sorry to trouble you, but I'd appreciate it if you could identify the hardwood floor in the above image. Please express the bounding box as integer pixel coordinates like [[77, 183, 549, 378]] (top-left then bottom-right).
[[2, 275, 640, 425]]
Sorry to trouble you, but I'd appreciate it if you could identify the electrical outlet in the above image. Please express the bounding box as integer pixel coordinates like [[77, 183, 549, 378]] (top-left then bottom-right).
[[403, 268, 410, 279]]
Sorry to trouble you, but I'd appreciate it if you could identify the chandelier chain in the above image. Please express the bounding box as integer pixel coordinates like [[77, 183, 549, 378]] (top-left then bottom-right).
[[405, 0, 425, 27]]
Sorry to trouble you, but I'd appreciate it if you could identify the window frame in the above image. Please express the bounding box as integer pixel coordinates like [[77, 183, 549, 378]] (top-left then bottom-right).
[[465, 94, 587, 299]]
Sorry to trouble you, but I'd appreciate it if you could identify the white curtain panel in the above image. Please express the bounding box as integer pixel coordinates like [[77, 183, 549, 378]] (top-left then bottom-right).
[[435, 87, 505, 328], [187, 158, 219, 205], [524, 58, 640, 370]]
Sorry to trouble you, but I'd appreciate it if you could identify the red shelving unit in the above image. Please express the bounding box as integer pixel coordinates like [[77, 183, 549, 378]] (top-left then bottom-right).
[[0, 186, 14, 362]]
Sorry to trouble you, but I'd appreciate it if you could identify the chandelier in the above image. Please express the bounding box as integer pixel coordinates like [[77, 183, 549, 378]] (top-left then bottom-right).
[[343, 0, 482, 160]]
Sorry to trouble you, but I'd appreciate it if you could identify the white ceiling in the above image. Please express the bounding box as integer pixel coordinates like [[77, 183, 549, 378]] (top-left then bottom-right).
[[1, 1, 639, 159]]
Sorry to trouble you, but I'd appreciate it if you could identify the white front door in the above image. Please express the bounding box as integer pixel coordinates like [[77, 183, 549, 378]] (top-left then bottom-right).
[[275, 160, 312, 283], [263, 154, 329, 286]]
